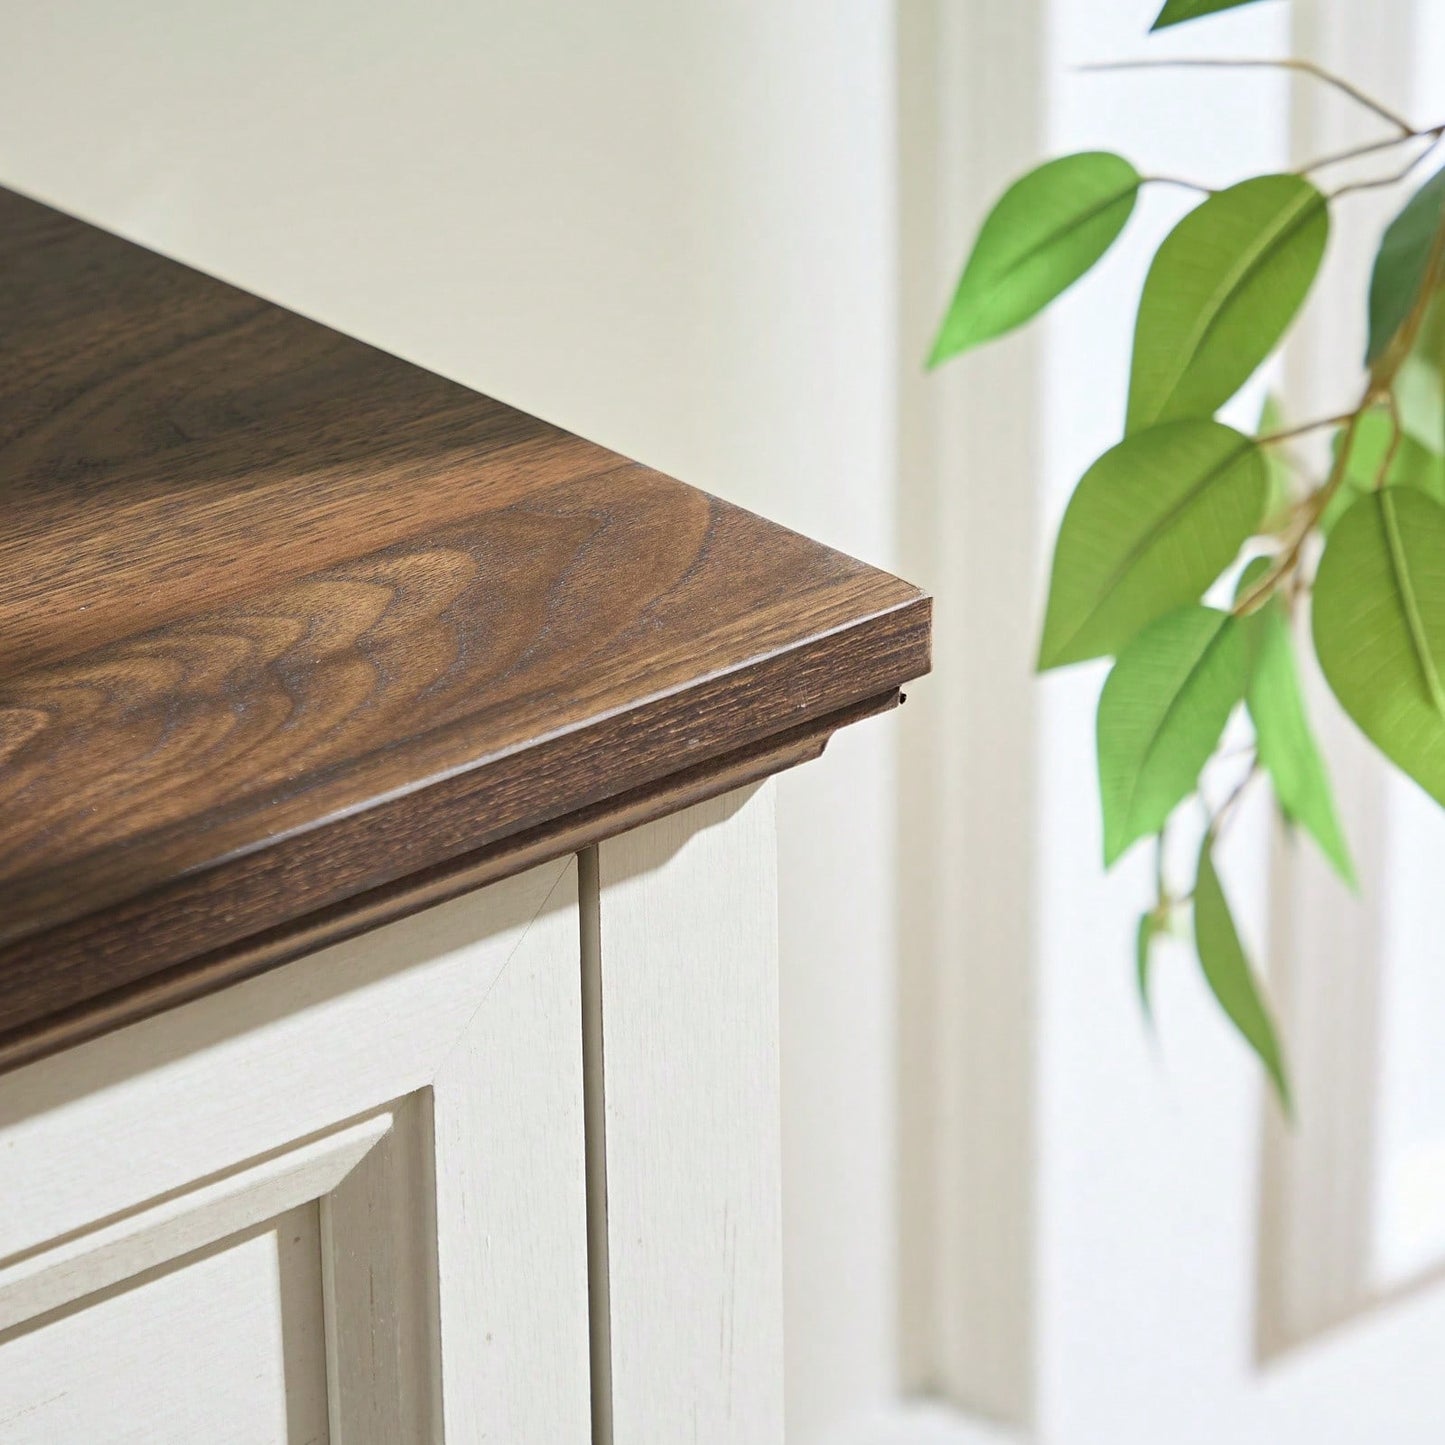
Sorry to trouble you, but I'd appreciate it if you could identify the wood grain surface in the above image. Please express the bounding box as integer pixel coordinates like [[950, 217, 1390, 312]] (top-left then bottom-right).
[[0, 185, 931, 1061]]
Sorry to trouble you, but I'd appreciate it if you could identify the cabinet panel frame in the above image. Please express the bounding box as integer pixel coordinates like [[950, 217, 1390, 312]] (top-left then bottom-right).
[[0, 857, 590, 1443]]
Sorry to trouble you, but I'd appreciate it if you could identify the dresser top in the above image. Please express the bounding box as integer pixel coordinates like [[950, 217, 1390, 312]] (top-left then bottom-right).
[[0, 185, 930, 1066]]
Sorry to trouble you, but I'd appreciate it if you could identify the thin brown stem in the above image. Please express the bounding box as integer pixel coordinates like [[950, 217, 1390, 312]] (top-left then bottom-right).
[[1371, 209, 1445, 382], [1258, 413, 1355, 446], [1332, 133, 1445, 198], [1142, 174, 1216, 195], [1233, 408, 1364, 616], [1302, 124, 1445, 174], [1080, 57, 1416, 135], [1212, 761, 1262, 844], [1376, 392, 1404, 490], [1235, 210, 1445, 618], [1215, 740, 1261, 764]]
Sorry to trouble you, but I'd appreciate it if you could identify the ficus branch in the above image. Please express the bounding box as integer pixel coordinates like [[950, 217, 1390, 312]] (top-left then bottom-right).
[[1151, 825, 1187, 925], [1210, 760, 1262, 844], [1161, 766, 1261, 913], [1142, 174, 1216, 196], [1234, 410, 1361, 616], [1258, 413, 1354, 446], [1375, 393, 1404, 490], [1235, 209, 1445, 618], [1331, 132, 1445, 199], [1302, 123, 1445, 176], [1080, 57, 1417, 136], [934, 36, 1438, 1099]]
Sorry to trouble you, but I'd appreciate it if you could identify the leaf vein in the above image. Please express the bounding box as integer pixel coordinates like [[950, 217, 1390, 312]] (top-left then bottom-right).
[[1381, 490, 1445, 715], [978, 183, 1140, 283], [1147, 188, 1321, 423], [1119, 617, 1233, 832], [1055, 438, 1255, 658]]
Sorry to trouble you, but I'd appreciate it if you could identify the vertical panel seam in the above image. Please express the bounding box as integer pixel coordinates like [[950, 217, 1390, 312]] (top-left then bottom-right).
[[578, 845, 615, 1445]]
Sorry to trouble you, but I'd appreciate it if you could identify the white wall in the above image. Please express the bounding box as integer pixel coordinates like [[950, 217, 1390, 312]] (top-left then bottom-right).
[[0, 5, 902, 1438]]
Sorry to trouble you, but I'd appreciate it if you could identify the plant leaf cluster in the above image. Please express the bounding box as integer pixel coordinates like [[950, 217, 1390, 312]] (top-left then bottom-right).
[[930, 0, 1445, 1106]]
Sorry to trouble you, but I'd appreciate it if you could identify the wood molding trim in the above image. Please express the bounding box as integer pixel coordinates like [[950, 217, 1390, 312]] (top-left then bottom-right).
[[0, 688, 901, 1073], [0, 1110, 395, 1333]]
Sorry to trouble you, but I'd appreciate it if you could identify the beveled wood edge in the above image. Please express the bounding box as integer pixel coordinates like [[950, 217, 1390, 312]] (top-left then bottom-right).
[[0, 687, 904, 1075], [0, 593, 930, 1034]]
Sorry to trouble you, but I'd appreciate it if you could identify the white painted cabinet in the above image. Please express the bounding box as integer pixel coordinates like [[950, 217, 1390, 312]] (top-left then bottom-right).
[[0, 787, 783, 1445]]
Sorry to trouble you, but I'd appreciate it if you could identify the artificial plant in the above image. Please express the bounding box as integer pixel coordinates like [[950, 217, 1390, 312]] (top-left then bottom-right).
[[931, 0, 1445, 1109]]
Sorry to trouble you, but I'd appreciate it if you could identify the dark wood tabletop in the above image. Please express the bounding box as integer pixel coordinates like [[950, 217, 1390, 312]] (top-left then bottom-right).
[[0, 185, 930, 1069]]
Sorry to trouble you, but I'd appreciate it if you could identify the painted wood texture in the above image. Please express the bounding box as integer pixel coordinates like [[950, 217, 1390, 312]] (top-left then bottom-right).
[[0, 1206, 332, 1445], [0, 1111, 390, 1333], [0, 185, 931, 1060], [0, 858, 591, 1442], [591, 783, 784, 1443]]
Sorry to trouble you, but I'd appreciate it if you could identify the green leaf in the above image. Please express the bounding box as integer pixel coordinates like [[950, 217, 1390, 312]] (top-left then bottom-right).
[[1343, 409, 1444, 492], [1420, 287, 1445, 361], [1234, 552, 1273, 603], [1038, 420, 1266, 669], [1193, 836, 1291, 1111], [1320, 409, 1445, 534], [1151, 0, 1273, 30], [1097, 606, 1249, 865], [1395, 352, 1445, 455], [1318, 476, 1363, 539], [1257, 394, 1285, 432], [1365, 164, 1445, 365], [1232, 554, 1276, 666], [1247, 604, 1356, 886], [1257, 394, 1295, 526], [1414, 289, 1445, 403], [1137, 910, 1161, 1020], [1126, 175, 1329, 433], [929, 152, 1141, 365], [1314, 488, 1445, 807]]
